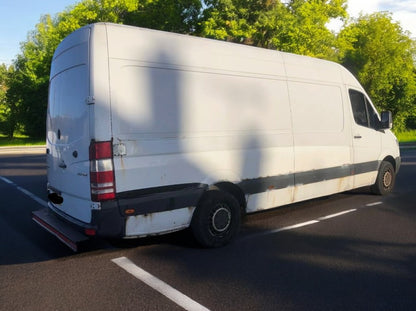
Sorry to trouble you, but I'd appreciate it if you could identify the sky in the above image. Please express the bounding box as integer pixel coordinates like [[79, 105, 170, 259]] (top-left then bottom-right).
[[0, 0, 416, 65], [0, 0, 77, 64]]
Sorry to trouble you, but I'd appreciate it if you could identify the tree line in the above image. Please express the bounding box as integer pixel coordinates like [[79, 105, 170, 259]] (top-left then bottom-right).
[[0, 0, 415, 138]]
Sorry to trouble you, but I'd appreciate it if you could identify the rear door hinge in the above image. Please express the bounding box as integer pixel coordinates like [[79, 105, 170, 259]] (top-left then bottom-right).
[[85, 96, 95, 105]]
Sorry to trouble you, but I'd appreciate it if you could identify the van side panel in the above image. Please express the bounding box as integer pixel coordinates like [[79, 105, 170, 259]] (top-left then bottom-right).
[[103, 24, 399, 225], [289, 82, 352, 201], [106, 25, 296, 222], [283, 54, 353, 202]]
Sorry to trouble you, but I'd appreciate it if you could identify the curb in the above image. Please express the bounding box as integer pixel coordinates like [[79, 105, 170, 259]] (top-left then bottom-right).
[[0, 145, 46, 154], [400, 143, 416, 150]]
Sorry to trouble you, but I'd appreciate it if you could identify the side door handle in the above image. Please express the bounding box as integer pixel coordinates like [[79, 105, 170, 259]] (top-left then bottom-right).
[[354, 135, 362, 139]]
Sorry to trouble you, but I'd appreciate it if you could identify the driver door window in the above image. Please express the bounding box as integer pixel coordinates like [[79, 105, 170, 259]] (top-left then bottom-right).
[[349, 89, 379, 130]]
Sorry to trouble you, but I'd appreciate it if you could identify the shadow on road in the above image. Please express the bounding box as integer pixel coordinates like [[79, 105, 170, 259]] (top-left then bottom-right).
[[129, 220, 416, 310]]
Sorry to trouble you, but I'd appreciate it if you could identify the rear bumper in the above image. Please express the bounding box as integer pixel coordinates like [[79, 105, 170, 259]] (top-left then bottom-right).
[[32, 201, 126, 251], [35, 183, 206, 250], [47, 200, 125, 237]]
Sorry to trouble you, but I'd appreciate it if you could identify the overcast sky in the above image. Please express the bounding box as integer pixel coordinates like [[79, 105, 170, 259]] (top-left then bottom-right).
[[0, 0, 415, 65], [329, 0, 416, 35]]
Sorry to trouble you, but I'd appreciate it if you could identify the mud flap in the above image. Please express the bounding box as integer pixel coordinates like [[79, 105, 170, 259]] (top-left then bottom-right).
[[32, 208, 89, 252]]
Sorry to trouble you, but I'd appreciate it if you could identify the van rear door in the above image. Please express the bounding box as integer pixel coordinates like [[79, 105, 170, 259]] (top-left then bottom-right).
[[47, 27, 92, 223]]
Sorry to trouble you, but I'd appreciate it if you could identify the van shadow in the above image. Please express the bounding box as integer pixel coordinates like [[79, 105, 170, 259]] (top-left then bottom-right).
[[130, 228, 416, 310]]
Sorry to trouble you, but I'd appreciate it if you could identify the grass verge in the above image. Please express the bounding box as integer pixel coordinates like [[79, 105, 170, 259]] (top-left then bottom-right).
[[0, 135, 45, 147], [395, 130, 416, 144]]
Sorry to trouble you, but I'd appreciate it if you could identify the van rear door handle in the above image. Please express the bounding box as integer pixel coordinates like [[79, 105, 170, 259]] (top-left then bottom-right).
[[354, 135, 362, 139]]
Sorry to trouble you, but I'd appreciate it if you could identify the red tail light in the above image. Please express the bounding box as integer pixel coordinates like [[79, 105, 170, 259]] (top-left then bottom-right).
[[89, 141, 116, 201]]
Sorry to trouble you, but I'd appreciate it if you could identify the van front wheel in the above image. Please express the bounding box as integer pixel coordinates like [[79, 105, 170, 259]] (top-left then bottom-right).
[[372, 161, 395, 195], [191, 190, 241, 248]]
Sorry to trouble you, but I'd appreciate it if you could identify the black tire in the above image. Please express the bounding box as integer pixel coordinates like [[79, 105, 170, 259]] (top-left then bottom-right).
[[372, 161, 395, 195], [191, 190, 241, 248]]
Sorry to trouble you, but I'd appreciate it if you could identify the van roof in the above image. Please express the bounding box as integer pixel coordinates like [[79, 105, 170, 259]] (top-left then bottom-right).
[[53, 22, 362, 89]]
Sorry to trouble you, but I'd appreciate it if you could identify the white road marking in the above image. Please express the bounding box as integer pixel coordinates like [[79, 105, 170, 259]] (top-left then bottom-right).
[[245, 207, 366, 240], [112, 257, 210, 311], [0, 176, 13, 184], [268, 220, 320, 234], [317, 209, 357, 220], [0, 176, 47, 207], [365, 201, 383, 207], [245, 220, 319, 239]]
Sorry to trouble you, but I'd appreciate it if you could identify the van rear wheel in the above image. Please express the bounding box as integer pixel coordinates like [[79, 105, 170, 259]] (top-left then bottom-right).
[[191, 190, 241, 248], [372, 161, 395, 195]]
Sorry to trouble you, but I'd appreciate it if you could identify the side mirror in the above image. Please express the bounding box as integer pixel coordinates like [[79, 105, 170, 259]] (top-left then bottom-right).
[[379, 111, 392, 130]]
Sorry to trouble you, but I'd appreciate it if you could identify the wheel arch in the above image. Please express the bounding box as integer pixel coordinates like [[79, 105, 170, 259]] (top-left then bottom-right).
[[381, 155, 397, 172], [212, 181, 247, 215]]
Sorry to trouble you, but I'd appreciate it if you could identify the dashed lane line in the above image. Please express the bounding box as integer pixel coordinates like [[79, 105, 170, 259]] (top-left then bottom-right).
[[243, 203, 384, 240], [112, 256, 210, 311], [365, 201, 383, 207], [317, 209, 357, 220], [0, 176, 47, 207]]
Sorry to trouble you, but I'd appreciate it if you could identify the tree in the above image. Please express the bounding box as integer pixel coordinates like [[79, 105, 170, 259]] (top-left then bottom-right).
[[3, 0, 204, 138], [201, 0, 347, 59], [201, 0, 262, 43], [337, 12, 416, 131], [4, 0, 137, 138], [6, 0, 415, 137], [124, 0, 202, 34], [0, 64, 19, 138], [0, 65, 7, 124], [55, 0, 138, 37], [5, 14, 59, 138], [282, 0, 347, 59]]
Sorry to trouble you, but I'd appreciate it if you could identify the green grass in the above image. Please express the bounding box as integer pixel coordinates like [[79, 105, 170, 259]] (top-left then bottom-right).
[[395, 130, 416, 144], [0, 135, 45, 147]]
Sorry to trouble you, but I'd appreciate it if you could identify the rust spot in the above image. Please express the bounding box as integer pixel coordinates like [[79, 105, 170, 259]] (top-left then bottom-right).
[[141, 213, 153, 221], [292, 185, 299, 202], [120, 156, 126, 177], [337, 177, 344, 191]]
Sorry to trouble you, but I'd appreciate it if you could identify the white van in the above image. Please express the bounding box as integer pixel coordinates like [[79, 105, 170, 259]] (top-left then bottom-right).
[[33, 23, 400, 251]]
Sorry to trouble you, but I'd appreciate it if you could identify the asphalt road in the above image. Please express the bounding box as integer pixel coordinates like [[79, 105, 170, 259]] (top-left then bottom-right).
[[0, 147, 415, 310]]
